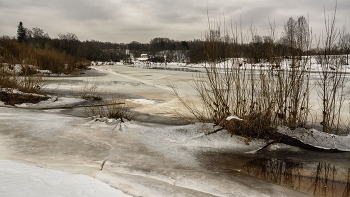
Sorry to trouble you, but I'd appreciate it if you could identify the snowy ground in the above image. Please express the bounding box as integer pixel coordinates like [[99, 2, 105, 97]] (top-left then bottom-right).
[[185, 57, 350, 73], [0, 160, 131, 197], [1, 64, 349, 196]]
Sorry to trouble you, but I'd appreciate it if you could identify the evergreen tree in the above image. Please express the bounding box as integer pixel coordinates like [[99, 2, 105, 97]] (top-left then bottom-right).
[[17, 21, 26, 43]]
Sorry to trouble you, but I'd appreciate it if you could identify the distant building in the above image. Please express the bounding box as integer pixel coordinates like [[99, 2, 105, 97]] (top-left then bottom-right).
[[137, 54, 149, 61]]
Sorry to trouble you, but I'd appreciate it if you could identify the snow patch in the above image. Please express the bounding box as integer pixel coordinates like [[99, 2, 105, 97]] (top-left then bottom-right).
[[25, 97, 86, 108], [226, 115, 243, 121], [127, 99, 156, 105], [1, 88, 47, 98], [43, 109, 66, 113], [277, 126, 350, 151], [0, 160, 131, 197]]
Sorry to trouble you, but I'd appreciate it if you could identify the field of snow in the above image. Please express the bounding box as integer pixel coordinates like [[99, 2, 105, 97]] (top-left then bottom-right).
[[1, 63, 349, 196]]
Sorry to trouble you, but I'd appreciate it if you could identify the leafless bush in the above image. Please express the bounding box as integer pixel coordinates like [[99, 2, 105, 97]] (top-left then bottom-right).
[[172, 16, 315, 138], [315, 7, 349, 134]]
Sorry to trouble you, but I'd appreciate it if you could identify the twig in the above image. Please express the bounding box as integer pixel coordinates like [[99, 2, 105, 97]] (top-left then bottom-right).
[[100, 158, 109, 171]]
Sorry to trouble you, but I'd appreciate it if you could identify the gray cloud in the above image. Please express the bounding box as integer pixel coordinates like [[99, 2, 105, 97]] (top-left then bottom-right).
[[53, 0, 117, 21], [0, 0, 349, 43]]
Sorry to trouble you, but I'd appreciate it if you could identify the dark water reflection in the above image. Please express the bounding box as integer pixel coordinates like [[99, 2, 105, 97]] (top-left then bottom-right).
[[241, 158, 350, 197]]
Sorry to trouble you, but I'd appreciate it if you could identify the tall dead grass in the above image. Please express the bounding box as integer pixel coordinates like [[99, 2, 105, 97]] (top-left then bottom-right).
[[0, 63, 44, 94], [0, 38, 90, 74], [84, 95, 137, 122]]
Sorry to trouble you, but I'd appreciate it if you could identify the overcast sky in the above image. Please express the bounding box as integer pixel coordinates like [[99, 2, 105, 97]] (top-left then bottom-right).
[[0, 0, 349, 43]]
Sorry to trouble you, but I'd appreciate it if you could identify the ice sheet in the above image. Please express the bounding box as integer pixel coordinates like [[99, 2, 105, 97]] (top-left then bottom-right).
[[5, 64, 345, 196], [0, 107, 312, 197]]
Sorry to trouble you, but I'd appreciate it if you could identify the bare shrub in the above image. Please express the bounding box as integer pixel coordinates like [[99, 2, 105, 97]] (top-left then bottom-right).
[[315, 7, 349, 134], [172, 16, 314, 138]]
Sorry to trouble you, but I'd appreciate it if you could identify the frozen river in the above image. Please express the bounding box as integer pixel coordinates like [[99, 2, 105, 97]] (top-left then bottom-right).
[[46, 64, 204, 124], [48, 64, 350, 126], [0, 64, 349, 197]]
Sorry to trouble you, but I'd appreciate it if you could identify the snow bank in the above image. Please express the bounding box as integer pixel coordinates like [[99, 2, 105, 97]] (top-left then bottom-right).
[[277, 126, 350, 151], [0, 160, 131, 197], [1, 88, 47, 98], [226, 115, 243, 121], [126, 98, 156, 105]]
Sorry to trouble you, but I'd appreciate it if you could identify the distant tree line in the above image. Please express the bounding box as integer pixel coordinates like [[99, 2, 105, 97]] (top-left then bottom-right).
[[13, 22, 194, 63], [188, 16, 350, 64], [11, 20, 350, 64], [14, 22, 129, 62]]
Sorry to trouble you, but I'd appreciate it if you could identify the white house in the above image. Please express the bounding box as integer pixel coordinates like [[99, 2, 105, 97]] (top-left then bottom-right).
[[137, 54, 149, 61], [140, 54, 148, 58]]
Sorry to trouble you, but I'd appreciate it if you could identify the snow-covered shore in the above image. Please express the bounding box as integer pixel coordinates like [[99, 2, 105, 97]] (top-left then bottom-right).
[[0, 160, 131, 197]]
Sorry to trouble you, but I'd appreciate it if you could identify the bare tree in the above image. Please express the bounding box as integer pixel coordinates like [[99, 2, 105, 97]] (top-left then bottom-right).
[[32, 27, 49, 39], [58, 33, 80, 56], [341, 33, 350, 65]]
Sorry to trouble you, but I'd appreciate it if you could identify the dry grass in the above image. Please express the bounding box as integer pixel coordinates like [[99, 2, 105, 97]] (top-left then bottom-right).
[[0, 38, 90, 74], [72, 81, 137, 122], [0, 38, 91, 105], [84, 95, 137, 122], [76, 80, 102, 101], [0, 63, 48, 105]]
